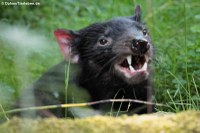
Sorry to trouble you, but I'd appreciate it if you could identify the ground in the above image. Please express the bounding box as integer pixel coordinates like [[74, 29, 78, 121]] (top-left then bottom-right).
[[0, 111, 199, 133]]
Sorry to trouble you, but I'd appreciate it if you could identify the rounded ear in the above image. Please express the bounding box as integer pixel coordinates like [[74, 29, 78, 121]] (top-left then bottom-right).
[[131, 5, 141, 22], [54, 29, 79, 63]]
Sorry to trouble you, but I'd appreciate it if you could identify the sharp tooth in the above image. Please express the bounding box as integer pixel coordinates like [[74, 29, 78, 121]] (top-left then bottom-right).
[[138, 64, 142, 69], [144, 55, 149, 62], [142, 62, 147, 70], [129, 65, 135, 72], [127, 55, 132, 65]]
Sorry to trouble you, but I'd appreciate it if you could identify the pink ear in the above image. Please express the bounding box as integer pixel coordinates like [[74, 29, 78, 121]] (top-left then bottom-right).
[[54, 29, 79, 63], [54, 29, 73, 59]]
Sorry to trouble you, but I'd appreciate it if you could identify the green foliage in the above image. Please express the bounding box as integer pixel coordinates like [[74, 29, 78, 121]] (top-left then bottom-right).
[[0, 0, 199, 113]]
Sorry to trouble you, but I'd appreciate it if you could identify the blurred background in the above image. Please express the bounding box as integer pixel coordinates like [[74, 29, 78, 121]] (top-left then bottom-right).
[[0, 0, 199, 117]]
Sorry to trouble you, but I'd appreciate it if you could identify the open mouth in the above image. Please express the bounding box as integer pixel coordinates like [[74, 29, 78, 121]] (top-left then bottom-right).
[[115, 55, 148, 78]]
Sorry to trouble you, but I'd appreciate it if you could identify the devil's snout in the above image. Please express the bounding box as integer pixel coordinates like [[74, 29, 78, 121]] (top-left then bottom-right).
[[131, 39, 149, 54]]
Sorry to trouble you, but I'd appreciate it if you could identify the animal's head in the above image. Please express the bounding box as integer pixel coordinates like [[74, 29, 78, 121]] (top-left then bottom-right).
[[54, 5, 154, 84]]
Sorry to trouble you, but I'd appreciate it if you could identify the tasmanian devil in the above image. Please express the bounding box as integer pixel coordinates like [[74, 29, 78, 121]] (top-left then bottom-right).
[[18, 5, 154, 118]]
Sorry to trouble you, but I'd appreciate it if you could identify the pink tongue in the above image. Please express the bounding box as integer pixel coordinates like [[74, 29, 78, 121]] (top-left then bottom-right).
[[133, 64, 140, 70]]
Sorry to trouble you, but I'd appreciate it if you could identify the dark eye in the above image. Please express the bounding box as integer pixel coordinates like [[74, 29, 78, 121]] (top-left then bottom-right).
[[143, 29, 147, 35], [99, 39, 108, 45]]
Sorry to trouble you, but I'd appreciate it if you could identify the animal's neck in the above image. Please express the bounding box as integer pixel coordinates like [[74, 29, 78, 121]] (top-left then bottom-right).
[[78, 67, 149, 99]]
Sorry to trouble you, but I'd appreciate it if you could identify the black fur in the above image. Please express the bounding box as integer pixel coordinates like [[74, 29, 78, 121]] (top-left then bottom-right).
[[75, 18, 154, 114], [17, 5, 154, 118]]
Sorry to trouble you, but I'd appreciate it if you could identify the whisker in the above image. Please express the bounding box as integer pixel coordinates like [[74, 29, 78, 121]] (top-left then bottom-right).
[[94, 55, 118, 77]]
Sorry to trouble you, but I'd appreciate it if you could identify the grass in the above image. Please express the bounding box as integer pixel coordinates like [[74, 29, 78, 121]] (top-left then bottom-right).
[[0, 0, 199, 115]]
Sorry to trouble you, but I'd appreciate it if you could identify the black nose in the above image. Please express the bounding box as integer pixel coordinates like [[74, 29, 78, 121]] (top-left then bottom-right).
[[132, 39, 149, 54]]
